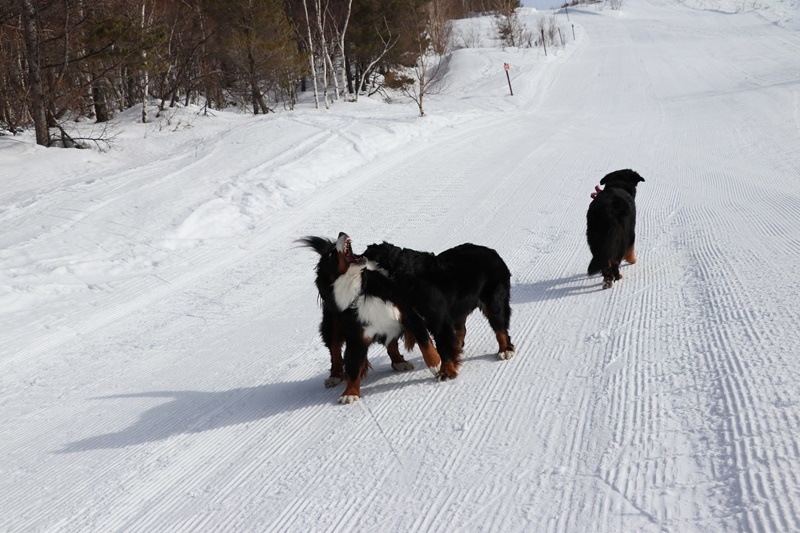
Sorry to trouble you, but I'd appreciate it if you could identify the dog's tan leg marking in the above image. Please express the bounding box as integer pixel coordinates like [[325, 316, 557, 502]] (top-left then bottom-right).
[[339, 358, 369, 404], [417, 336, 442, 376], [387, 339, 414, 371], [496, 331, 516, 360], [437, 358, 461, 381], [624, 245, 637, 264], [455, 316, 467, 349], [436, 333, 463, 380], [602, 260, 615, 289]]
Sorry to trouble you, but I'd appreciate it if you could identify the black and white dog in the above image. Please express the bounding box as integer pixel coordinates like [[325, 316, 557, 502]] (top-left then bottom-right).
[[300, 233, 441, 403]]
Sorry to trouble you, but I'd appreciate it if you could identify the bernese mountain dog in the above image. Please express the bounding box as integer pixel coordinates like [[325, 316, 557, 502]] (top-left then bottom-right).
[[586, 169, 646, 289], [362, 239, 515, 381], [299, 233, 442, 404]]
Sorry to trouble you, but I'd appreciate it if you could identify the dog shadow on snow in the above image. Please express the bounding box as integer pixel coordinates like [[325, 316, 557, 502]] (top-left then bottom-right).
[[56, 365, 436, 454], [58, 272, 613, 454], [513, 273, 601, 304], [512, 264, 637, 304]]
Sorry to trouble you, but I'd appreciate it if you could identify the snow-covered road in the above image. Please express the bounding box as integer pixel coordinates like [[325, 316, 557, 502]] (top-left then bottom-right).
[[3, 0, 800, 530]]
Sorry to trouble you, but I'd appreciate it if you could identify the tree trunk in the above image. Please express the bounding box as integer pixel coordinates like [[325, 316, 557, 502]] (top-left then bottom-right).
[[345, 54, 354, 95], [93, 84, 110, 122], [314, 0, 330, 108], [301, 0, 320, 109], [247, 48, 268, 114], [325, 49, 339, 102], [20, 0, 49, 146], [141, 2, 149, 123], [339, 0, 353, 100]]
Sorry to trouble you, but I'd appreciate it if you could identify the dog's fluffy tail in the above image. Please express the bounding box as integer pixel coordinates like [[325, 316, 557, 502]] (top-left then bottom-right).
[[586, 221, 619, 276], [296, 236, 333, 255], [587, 256, 603, 276]]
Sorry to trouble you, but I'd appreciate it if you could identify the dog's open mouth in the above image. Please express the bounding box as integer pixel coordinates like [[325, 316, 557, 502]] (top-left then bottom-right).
[[337, 232, 364, 264]]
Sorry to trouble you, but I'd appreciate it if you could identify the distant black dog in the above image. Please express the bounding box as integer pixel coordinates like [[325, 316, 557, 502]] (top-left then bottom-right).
[[299, 233, 442, 403], [586, 169, 646, 289], [363, 240, 515, 381]]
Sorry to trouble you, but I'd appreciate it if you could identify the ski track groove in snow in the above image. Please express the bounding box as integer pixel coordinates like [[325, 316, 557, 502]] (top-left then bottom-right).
[[4, 1, 800, 531], [673, 200, 800, 531]]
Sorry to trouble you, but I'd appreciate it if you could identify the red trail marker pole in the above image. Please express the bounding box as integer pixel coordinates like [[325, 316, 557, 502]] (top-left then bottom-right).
[[504, 63, 513, 96]]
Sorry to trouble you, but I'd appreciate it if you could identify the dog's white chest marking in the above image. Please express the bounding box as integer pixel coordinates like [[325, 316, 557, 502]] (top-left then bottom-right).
[[332, 263, 403, 340], [333, 265, 364, 311], [357, 295, 403, 340]]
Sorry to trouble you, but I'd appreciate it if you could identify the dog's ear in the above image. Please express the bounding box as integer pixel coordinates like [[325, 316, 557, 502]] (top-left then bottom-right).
[[600, 169, 644, 186], [296, 236, 335, 256]]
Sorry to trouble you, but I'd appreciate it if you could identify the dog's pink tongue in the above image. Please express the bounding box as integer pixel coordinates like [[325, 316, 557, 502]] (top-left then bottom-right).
[[590, 185, 602, 199]]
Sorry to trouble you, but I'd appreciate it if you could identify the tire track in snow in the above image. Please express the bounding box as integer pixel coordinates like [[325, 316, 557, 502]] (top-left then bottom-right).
[[38, 354, 366, 531], [674, 203, 800, 531], [22, 364, 312, 528]]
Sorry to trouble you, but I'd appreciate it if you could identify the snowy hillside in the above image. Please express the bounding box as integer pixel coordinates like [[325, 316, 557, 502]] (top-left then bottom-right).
[[678, 0, 799, 30], [3, 0, 800, 531]]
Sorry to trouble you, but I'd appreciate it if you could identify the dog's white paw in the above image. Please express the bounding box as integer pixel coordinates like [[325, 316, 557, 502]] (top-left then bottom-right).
[[324, 377, 342, 388], [498, 349, 516, 360], [338, 394, 360, 404], [428, 364, 441, 376], [392, 361, 414, 372], [602, 280, 614, 289]]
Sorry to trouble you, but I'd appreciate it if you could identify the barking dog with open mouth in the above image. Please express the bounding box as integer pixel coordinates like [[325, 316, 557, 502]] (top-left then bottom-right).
[[299, 233, 442, 404], [362, 239, 515, 381], [586, 169, 646, 289]]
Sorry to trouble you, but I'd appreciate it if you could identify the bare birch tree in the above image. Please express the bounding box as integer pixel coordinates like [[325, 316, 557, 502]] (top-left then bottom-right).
[[331, 0, 352, 100], [354, 19, 398, 101], [314, 0, 330, 108], [301, 0, 320, 109], [397, 1, 451, 117], [141, 1, 149, 123]]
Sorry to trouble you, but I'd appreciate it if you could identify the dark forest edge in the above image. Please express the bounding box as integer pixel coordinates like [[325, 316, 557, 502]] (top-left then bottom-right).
[[2, 0, 547, 147]]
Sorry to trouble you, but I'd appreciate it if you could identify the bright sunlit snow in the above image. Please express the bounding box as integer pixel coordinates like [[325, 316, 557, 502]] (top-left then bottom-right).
[[2, 1, 800, 531]]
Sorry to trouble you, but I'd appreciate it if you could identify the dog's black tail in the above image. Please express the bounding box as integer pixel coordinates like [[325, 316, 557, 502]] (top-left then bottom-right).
[[586, 210, 619, 276], [587, 255, 605, 276], [297, 236, 334, 255]]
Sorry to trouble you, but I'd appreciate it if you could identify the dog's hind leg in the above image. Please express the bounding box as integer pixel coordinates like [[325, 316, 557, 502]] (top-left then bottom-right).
[[454, 315, 468, 349], [602, 260, 623, 288], [402, 311, 441, 376], [433, 322, 463, 381], [495, 332, 515, 360], [624, 245, 637, 264], [404, 329, 442, 376], [386, 338, 414, 371], [321, 307, 344, 387], [481, 285, 516, 360], [600, 258, 614, 288]]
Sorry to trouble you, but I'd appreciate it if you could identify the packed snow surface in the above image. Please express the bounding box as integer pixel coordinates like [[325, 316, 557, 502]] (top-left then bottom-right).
[[2, 0, 800, 531]]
